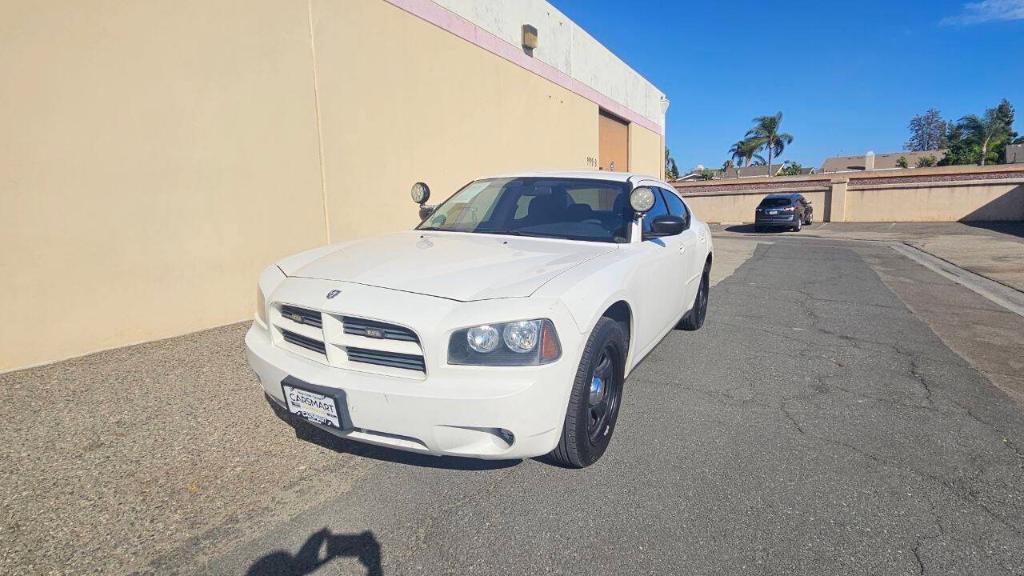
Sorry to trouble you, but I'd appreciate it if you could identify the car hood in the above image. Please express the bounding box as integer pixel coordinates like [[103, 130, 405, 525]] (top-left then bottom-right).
[[279, 231, 618, 301]]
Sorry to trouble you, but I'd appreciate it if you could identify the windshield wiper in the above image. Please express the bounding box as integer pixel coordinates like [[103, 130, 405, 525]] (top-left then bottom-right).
[[498, 230, 550, 238]]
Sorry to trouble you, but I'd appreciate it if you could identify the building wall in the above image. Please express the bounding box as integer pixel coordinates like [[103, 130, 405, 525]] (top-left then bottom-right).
[[1007, 144, 1024, 164], [431, 0, 666, 129], [0, 0, 665, 372], [629, 125, 665, 180], [0, 0, 326, 372], [315, 0, 602, 240]]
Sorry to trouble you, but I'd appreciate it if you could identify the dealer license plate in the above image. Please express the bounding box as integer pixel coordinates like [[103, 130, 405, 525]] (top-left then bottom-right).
[[282, 383, 341, 429]]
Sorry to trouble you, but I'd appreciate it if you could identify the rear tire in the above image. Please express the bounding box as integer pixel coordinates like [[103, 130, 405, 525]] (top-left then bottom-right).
[[550, 318, 627, 468], [793, 217, 802, 232], [680, 261, 711, 331]]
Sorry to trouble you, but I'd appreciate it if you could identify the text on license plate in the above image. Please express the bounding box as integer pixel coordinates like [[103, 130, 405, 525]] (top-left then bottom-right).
[[282, 384, 340, 428]]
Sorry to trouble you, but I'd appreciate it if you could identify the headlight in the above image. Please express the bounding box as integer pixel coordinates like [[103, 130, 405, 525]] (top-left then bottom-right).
[[503, 321, 539, 353], [467, 325, 500, 353], [449, 319, 561, 366]]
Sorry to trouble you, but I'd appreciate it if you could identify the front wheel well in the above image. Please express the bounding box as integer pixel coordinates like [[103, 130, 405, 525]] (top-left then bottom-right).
[[600, 301, 632, 349]]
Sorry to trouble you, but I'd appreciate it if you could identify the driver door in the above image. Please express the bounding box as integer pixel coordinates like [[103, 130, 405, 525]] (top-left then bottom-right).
[[631, 187, 686, 354], [660, 188, 701, 311]]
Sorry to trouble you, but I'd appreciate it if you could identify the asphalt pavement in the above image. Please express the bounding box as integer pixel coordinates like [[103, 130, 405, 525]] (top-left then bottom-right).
[[205, 237, 1024, 575], [3, 233, 1023, 575]]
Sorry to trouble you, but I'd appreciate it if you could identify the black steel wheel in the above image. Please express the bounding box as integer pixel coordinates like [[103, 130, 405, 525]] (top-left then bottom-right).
[[680, 261, 711, 331], [550, 318, 626, 468]]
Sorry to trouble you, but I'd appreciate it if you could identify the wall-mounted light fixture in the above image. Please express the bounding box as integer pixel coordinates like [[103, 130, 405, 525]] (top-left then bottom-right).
[[522, 24, 538, 55]]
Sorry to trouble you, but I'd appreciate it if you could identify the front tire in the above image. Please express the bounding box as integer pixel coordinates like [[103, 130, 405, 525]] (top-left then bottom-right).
[[680, 261, 711, 331], [550, 318, 626, 468]]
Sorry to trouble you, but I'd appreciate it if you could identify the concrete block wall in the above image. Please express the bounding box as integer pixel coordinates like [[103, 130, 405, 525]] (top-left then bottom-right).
[[674, 166, 1024, 224]]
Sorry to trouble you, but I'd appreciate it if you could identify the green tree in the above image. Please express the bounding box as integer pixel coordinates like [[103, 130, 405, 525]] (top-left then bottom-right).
[[959, 108, 1012, 165], [665, 148, 680, 179], [896, 156, 909, 168], [745, 112, 794, 177], [905, 109, 947, 151], [779, 162, 804, 176], [722, 159, 734, 171], [939, 121, 976, 166], [993, 99, 1018, 163], [915, 155, 937, 168], [728, 139, 763, 167]]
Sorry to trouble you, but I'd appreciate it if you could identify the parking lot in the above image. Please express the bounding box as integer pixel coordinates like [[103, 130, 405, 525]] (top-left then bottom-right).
[[3, 225, 1024, 575]]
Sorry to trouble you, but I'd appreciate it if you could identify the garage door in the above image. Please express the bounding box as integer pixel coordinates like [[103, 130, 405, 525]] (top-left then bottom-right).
[[598, 110, 629, 172]]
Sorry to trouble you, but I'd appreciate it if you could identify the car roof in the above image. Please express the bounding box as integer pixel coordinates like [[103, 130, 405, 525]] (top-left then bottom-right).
[[763, 193, 802, 199], [481, 170, 658, 184]]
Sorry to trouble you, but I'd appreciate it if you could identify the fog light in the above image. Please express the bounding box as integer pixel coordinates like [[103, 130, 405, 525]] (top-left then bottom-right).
[[495, 428, 515, 446]]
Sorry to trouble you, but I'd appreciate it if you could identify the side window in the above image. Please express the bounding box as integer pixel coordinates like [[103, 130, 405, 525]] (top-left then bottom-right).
[[641, 189, 670, 234], [661, 188, 689, 220]]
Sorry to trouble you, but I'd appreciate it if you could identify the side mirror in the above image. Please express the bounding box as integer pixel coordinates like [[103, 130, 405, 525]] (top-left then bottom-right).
[[419, 205, 436, 221], [646, 214, 687, 238], [629, 186, 657, 215]]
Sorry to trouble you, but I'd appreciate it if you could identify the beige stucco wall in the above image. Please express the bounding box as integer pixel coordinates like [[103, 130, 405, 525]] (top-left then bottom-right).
[[0, 0, 327, 372], [844, 182, 1024, 222], [675, 168, 1024, 224], [681, 189, 828, 224], [314, 0, 611, 241], [1, 0, 666, 372], [629, 124, 664, 179]]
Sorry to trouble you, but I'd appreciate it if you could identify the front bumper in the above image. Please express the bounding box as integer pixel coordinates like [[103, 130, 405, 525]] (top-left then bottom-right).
[[244, 279, 582, 460]]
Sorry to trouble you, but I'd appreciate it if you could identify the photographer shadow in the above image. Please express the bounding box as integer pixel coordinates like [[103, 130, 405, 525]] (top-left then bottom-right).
[[246, 528, 382, 576]]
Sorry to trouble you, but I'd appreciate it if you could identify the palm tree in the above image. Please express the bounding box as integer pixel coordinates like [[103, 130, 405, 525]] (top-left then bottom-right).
[[959, 110, 1011, 165], [728, 139, 764, 168], [722, 159, 734, 171], [745, 112, 794, 177]]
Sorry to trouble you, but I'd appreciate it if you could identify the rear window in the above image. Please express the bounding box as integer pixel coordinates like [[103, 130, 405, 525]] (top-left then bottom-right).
[[759, 197, 793, 208]]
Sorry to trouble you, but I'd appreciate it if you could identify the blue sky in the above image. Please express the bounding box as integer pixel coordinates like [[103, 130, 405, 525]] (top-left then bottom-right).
[[551, 0, 1024, 171]]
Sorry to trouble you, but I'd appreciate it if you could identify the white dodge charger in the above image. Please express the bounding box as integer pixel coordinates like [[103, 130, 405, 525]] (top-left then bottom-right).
[[246, 172, 713, 467]]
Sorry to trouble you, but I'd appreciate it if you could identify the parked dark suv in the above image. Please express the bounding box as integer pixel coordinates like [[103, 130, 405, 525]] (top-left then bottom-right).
[[754, 193, 813, 232]]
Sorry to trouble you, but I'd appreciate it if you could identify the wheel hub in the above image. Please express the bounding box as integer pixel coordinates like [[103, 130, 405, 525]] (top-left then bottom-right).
[[589, 376, 605, 404]]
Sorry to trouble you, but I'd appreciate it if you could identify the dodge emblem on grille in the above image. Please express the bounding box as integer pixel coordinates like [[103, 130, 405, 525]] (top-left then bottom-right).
[[365, 328, 384, 338], [288, 313, 304, 323], [326, 289, 341, 299]]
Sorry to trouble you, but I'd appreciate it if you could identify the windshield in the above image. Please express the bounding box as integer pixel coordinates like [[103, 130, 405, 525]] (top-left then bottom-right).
[[417, 177, 634, 243], [759, 197, 794, 208]]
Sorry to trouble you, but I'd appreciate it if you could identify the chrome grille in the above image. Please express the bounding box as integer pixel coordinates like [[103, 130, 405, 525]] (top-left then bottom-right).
[[345, 347, 426, 372], [271, 303, 426, 378], [342, 317, 419, 342], [281, 329, 326, 355], [279, 304, 323, 328]]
